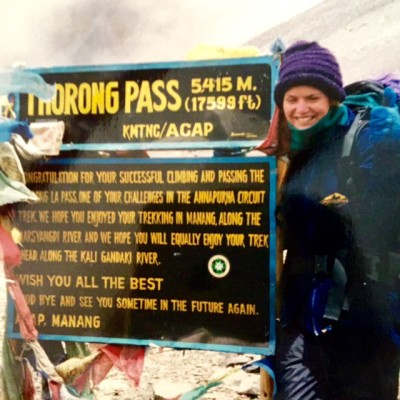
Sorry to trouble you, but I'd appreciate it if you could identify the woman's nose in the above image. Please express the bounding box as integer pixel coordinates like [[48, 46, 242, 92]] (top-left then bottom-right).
[[296, 100, 309, 113]]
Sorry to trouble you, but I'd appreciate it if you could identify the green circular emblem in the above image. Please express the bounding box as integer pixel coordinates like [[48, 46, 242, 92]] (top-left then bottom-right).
[[208, 255, 230, 278]]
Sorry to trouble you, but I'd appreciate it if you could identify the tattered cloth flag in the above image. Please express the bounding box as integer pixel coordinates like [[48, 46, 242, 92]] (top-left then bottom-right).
[[93, 345, 146, 387], [0, 224, 38, 340], [0, 120, 33, 142], [55, 352, 101, 384], [0, 224, 21, 269], [22, 359, 35, 400], [0, 170, 38, 206], [0, 142, 26, 184], [0, 69, 55, 100], [3, 339, 26, 400], [6, 273, 38, 340], [67, 345, 146, 394]]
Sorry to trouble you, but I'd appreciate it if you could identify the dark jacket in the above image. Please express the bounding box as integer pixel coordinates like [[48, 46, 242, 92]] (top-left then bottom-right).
[[277, 107, 400, 336]]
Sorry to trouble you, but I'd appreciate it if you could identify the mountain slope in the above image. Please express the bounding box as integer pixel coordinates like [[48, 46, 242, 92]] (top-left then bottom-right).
[[247, 0, 400, 84]]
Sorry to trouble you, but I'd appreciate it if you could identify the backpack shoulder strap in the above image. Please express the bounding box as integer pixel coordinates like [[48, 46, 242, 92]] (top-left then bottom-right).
[[338, 108, 370, 193], [341, 108, 369, 158]]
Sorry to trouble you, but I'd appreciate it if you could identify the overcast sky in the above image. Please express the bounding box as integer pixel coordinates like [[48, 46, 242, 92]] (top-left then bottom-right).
[[0, 0, 323, 68]]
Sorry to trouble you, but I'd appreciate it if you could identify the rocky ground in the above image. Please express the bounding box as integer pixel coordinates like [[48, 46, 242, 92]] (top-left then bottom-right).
[[92, 349, 261, 400], [30, 345, 262, 400]]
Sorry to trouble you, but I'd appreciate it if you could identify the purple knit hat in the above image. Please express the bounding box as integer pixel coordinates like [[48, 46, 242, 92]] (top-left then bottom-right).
[[274, 41, 346, 108]]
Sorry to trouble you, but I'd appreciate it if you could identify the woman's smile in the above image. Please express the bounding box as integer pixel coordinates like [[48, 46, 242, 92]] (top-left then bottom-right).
[[283, 86, 331, 130]]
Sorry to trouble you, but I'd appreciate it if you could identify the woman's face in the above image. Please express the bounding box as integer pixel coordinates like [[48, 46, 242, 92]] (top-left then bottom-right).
[[282, 86, 331, 130]]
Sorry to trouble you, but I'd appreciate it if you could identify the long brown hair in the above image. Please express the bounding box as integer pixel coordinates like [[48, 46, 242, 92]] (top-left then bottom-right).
[[256, 107, 290, 156]]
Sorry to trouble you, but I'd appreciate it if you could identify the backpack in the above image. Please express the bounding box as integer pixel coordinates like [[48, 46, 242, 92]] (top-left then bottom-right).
[[342, 77, 400, 145], [340, 77, 400, 174], [338, 77, 400, 345]]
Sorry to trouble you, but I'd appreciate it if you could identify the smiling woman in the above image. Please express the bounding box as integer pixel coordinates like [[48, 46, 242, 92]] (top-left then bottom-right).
[[282, 86, 330, 129], [270, 40, 400, 400]]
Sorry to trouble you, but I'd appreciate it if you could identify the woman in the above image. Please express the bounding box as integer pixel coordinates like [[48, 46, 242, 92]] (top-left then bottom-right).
[[268, 41, 400, 400]]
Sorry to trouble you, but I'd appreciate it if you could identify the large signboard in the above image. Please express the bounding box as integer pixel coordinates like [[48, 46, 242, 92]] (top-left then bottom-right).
[[6, 57, 278, 355], [18, 57, 277, 150], [10, 156, 276, 355]]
